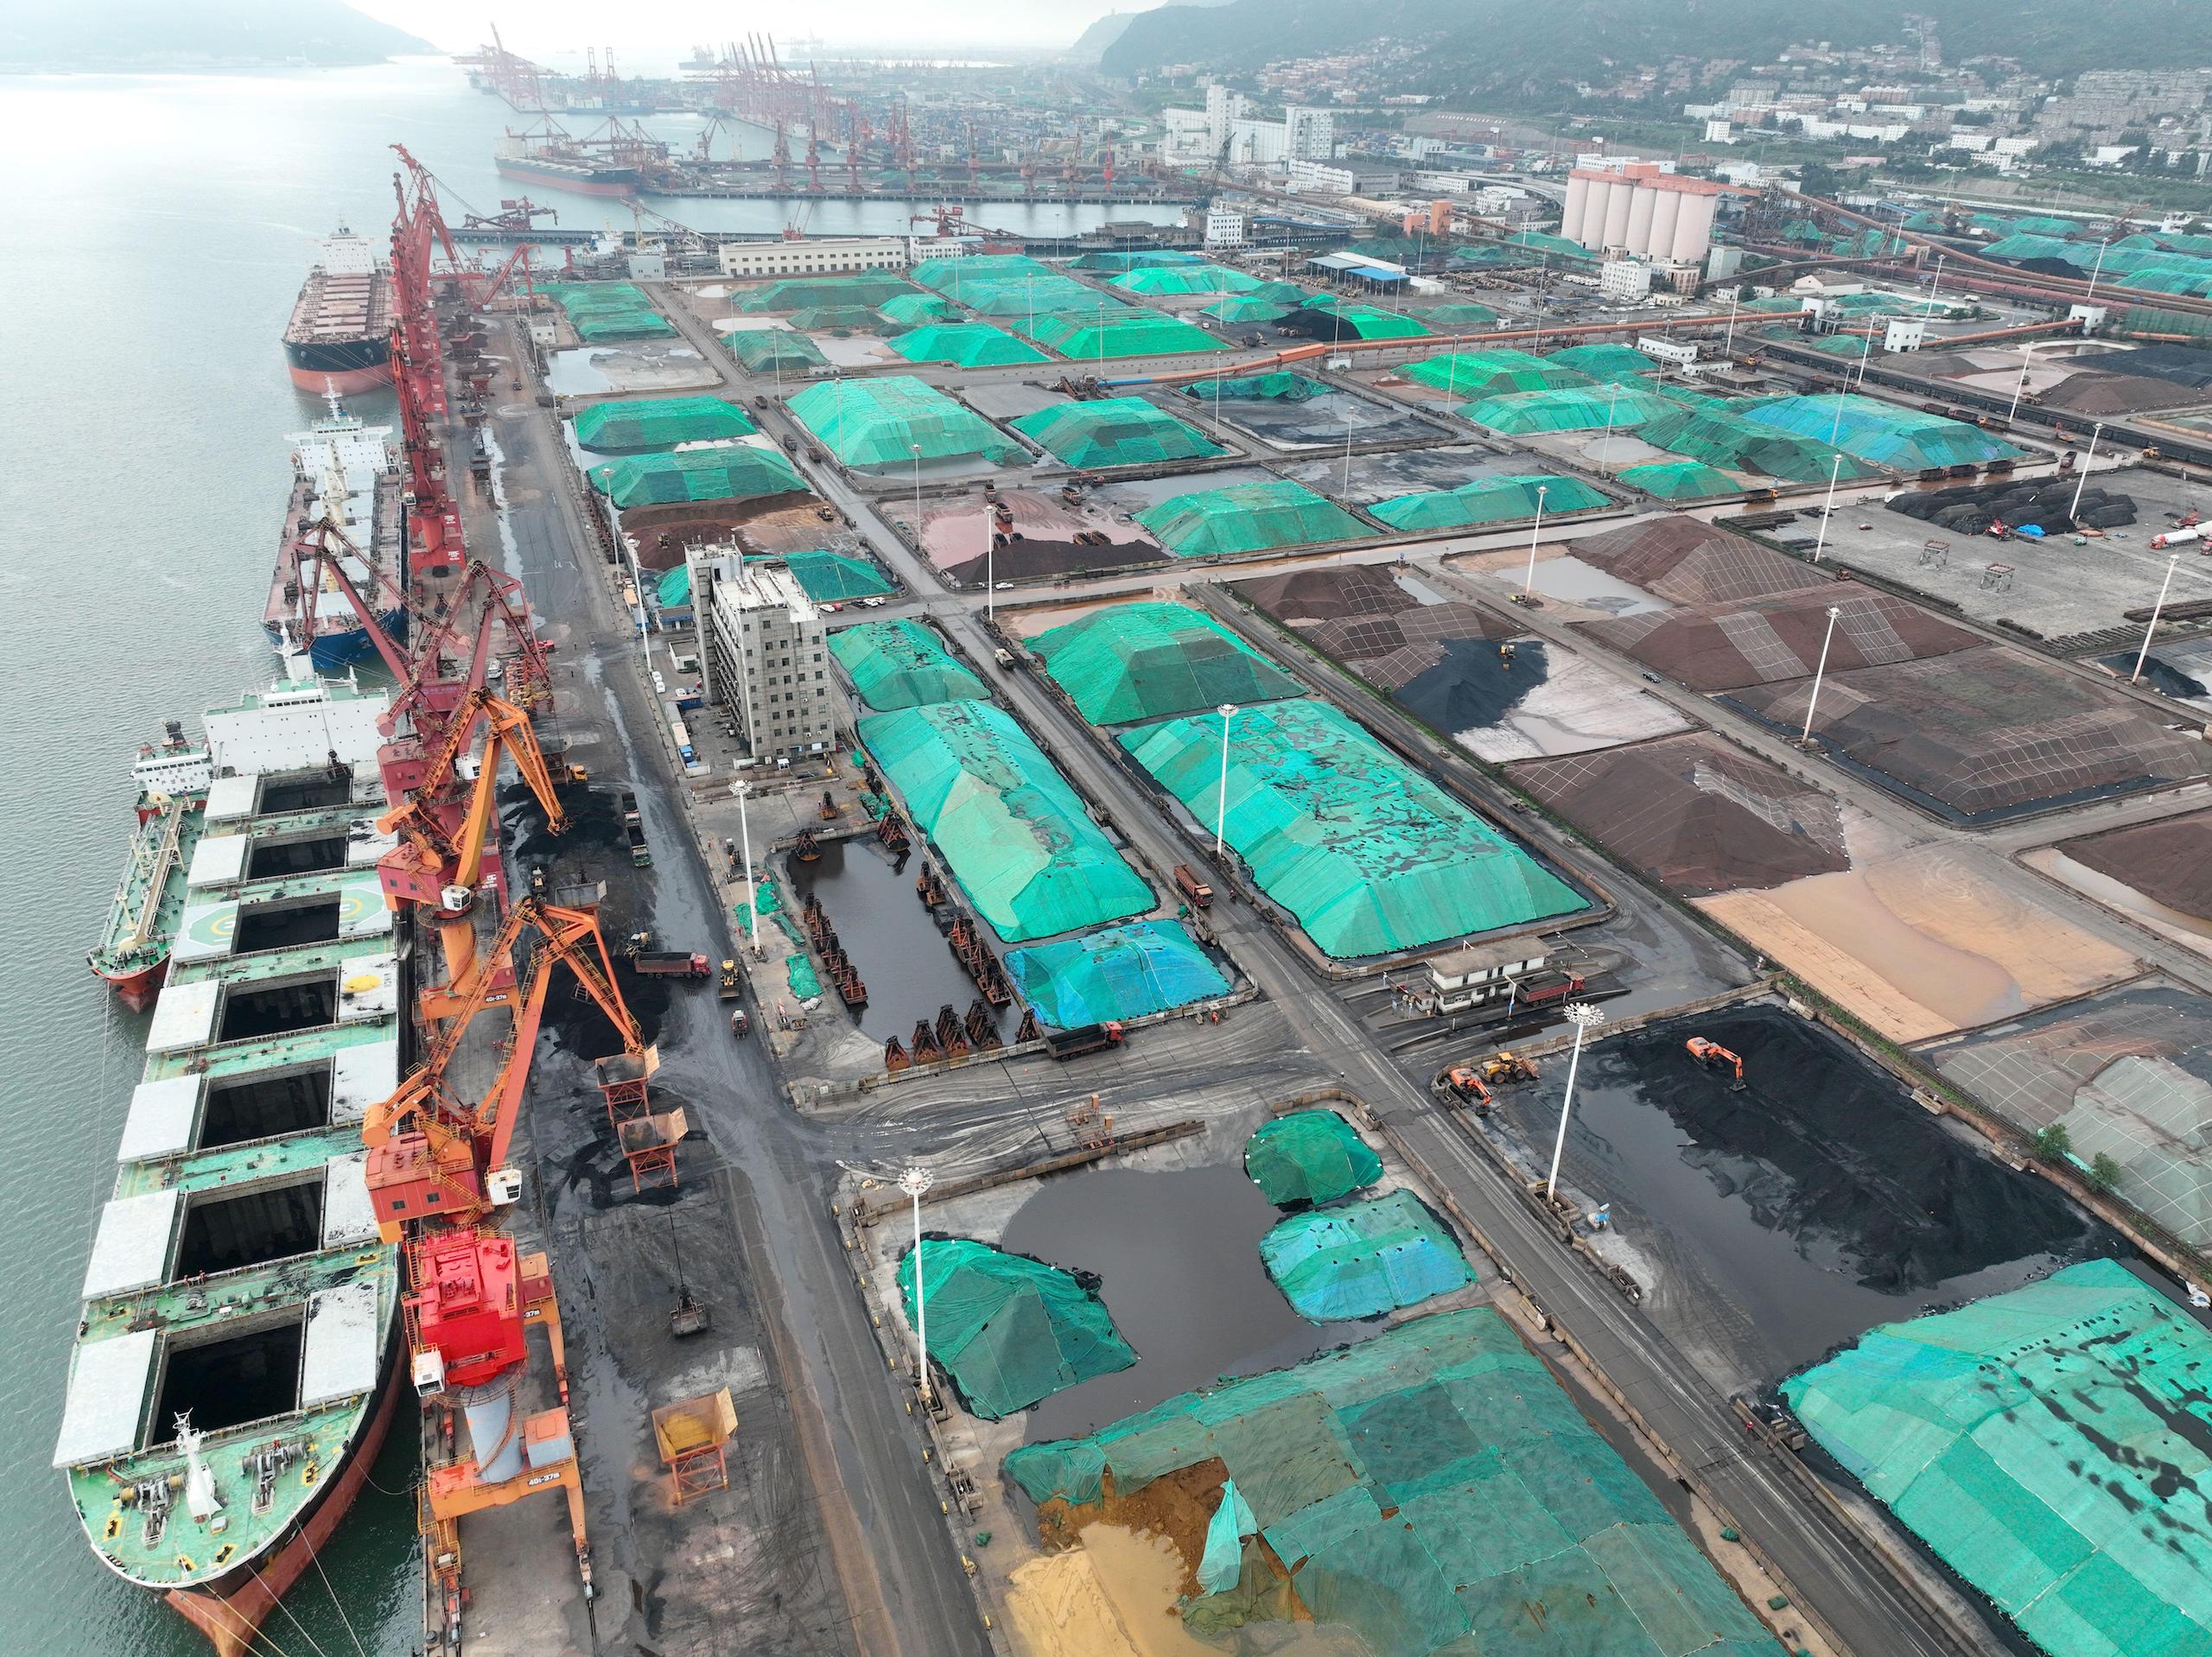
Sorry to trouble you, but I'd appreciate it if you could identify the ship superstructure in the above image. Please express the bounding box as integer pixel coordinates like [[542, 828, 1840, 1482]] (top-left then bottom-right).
[[58, 678, 404, 1657]]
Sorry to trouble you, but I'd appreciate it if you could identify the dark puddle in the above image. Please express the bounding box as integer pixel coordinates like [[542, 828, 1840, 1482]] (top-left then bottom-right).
[[1394, 637, 1549, 733], [1002, 1161, 1364, 1442], [785, 837, 1017, 1044], [1498, 1004, 2123, 1379]]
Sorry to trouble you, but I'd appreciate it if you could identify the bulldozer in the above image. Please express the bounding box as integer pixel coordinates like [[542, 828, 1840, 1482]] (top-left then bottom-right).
[[1686, 1037, 1746, 1091], [1477, 1051, 1538, 1086]]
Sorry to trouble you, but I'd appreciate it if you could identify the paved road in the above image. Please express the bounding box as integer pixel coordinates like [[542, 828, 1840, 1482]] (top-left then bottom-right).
[[489, 345, 995, 1657]]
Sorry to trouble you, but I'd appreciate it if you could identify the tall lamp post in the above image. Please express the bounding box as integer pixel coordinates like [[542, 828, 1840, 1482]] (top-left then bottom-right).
[[1801, 605, 1843, 743], [909, 442, 923, 547], [1545, 1003, 1605, 1203], [2005, 341, 2039, 427], [1214, 702, 1236, 858], [1522, 484, 1549, 597], [2069, 422, 2106, 522], [2133, 554, 2183, 684], [1811, 451, 1845, 565], [899, 1165, 934, 1404], [732, 779, 760, 952]]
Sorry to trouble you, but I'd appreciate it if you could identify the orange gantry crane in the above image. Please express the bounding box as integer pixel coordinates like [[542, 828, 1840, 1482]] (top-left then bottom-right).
[[378, 686, 569, 987]]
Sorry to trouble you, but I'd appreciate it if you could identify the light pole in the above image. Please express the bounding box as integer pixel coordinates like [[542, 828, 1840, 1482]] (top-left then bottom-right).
[[1545, 1003, 1605, 1203], [2005, 341, 2038, 426], [1214, 702, 1235, 859], [1522, 484, 1549, 595], [1811, 451, 1845, 564], [1600, 378, 1620, 464], [1927, 251, 1946, 314], [2069, 422, 2106, 521], [2133, 554, 2183, 684], [985, 494, 996, 620], [1341, 406, 1357, 496], [899, 1165, 934, 1404], [1801, 605, 1843, 742], [1722, 289, 1739, 357], [909, 442, 922, 544], [2085, 238, 2109, 303], [732, 779, 760, 952]]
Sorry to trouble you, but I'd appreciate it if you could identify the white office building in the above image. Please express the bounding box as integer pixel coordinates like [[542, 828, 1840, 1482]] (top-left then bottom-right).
[[689, 550, 842, 763]]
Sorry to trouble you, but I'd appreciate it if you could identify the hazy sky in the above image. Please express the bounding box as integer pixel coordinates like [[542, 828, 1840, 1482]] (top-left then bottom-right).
[[350, 0, 1136, 54]]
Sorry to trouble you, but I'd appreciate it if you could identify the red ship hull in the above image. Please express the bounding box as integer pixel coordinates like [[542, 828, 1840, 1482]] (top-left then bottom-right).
[[287, 361, 392, 397], [165, 1356, 408, 1657], [94, 956, 168, 1012]]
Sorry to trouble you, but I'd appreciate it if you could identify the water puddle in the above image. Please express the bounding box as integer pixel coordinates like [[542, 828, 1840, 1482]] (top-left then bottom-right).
[[785, 837, 1019, 1044], [1002, 1161, 1363, 1442]]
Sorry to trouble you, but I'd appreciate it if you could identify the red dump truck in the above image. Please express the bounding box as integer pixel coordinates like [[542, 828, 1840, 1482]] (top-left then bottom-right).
[[1173, 865, 1213, 908], [1044, 1021, 1125, 1060], [631, 949, 709, 979]]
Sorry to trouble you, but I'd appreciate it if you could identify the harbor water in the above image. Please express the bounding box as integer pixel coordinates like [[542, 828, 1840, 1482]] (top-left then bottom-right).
[[0, 58, 1154, 1653]]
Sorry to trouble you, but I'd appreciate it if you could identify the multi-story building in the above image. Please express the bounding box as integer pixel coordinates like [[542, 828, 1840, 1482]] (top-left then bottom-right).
[[715, 237, 908, 280], [688, 551, 842, 764]]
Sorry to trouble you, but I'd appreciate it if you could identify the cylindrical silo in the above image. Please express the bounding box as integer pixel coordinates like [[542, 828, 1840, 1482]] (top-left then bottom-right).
[[1601, 180, 1633, 251], [1671, 193, 1717, 263], [1624, 186, 1656, 258], [1563, 173, 1592, 246], [1648, 189, 1682, 262]]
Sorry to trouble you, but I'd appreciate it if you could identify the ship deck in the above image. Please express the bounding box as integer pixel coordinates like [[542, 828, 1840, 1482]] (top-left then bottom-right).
[[285, 269, 393, 347], [90, 799, 207, 977], [265, 473, 407, 643]]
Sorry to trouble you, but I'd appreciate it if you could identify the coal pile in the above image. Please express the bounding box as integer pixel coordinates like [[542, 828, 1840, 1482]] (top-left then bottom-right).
[[1585, 587, 1980, 691], [1239, 564, 1418, 623], [2075, 343, 2212, 391], [1393, 637, 1548, 729], [2059, 809, 2212, 922], [1237, 564, 1510, 684], [1886, 477, 2138, 536], [1602, 1008, 2112, 1294], [2037, 371, 2204, 419], [941, 534, 1163, 586], [1510, 734, 1848, 895]]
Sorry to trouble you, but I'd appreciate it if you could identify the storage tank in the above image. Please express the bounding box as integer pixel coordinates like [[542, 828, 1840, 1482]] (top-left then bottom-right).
[[1563, 173, 1592, 245], [1671, 192, 1718, 263], [1648, 190, 1683, 265], [1624, 187, 1657, 258], [1572, 176, 1607, 246], [1601, 181, 1634, 251]]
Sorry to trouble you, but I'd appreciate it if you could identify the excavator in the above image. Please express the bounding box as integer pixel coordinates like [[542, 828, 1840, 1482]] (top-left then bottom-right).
[[1686, 1037, 1747, 1090], [378, 686, 571, 988]]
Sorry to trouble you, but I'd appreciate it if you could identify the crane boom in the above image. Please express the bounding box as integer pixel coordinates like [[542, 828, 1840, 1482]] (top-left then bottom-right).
[[289, 516, 414, 681]]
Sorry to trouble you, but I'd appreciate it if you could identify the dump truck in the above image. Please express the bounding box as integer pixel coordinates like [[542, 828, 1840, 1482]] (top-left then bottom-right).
[[1044, 1021, 1125, 1060], [1173, 864, 1213, 908], [1513, 971, 1586, 1009], [632, 949, 710, 979], [619, 788, 651, 867]]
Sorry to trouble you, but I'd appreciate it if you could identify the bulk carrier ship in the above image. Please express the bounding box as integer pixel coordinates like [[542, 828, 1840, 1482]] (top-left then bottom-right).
[[265, 394, 407, 671], [281, 228, 393, 396], [495, 130, 642, 196], [56, 677, 407, 1657]]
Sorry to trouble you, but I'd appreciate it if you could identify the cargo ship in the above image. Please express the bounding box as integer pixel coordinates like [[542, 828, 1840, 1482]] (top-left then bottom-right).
[[496, 130, 641, 197], [59, 676, 406, 1657], [265, 394, 407, 671], [282, 228, 393, 396]]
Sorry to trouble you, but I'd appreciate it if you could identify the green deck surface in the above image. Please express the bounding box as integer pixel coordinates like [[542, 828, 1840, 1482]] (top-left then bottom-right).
[[90, 799, 207, 980]]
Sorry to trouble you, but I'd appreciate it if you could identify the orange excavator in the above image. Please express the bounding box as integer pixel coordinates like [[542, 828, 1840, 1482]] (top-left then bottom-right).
[[378, 686, 569, 989], [1686, 1037, 1746, 1090]]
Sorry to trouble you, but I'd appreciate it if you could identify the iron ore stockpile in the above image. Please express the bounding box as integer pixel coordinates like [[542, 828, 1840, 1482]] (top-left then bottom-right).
[[2056, 809, 2212, 921]]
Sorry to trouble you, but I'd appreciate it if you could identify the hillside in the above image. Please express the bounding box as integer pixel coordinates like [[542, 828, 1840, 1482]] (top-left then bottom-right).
[[1099, 0, 2212, 86], [1072, 0, 1239, 62], [1, 0, 433, 69]]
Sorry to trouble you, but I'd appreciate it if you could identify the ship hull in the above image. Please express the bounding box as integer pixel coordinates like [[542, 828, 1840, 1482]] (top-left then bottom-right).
[[92, 955, 168, 1010], [283, 337, 392, 397], [264, 611, 408, 671], [497, 156, 639, 197], [164, 1354, 407, 1657]]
